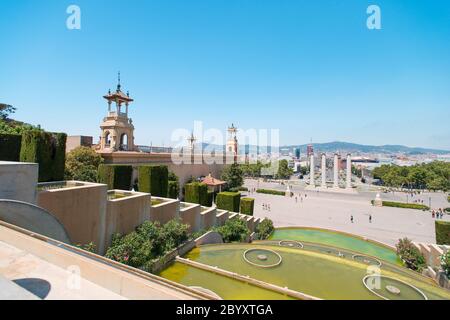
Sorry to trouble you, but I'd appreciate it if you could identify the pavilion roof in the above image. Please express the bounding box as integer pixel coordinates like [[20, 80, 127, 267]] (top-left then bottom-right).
[[103, 89, 134, 102], [201, 174, 226, 186]]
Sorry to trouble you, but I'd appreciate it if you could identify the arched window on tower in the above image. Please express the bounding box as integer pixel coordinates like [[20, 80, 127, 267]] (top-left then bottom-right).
[[120, 133, 128, 151], [105, 131, 111, 148]]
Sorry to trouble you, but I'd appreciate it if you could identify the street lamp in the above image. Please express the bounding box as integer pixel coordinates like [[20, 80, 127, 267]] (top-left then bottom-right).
[[429, 197, 431, 209]]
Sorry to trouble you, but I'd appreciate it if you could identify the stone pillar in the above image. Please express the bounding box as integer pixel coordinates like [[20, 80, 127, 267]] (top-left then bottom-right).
[[310, 154, 315, 187], [321, 153, 326, 188], [333, 153, 339, 188], [346, 153, 352, 189]]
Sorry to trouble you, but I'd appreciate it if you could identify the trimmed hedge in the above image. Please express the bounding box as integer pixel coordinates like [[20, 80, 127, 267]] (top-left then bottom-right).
[[0, 133, 21, 161], [256, 189, 285, 196], [20, 130, 66, 182], [184, 182, 209, 206], [436, 220, 450, 245], [168, 181, 179, 199], [216, 192, 240, 212], [138, 165, 168, 197], [371, 200, 429, 210], [97, 164, 133, 190], [240, 197, 254, 216]]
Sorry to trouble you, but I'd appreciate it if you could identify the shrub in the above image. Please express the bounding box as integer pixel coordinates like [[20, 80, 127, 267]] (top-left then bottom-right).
[[216, 191, 241, 212], [105, 219, 189, 272], [240, 197, 255, 216], [97, 164, 133, 190], [440, 251, 450, 278], [214, 218, 250, 243], [168, 181, 179, 199], [396, 238, 426, 272], [65, 146, 103, 182], [256, 189, 285, 196], [229, 186, 248, 192], [0, 133, 21, 161], [435, 220, 450, 245], [184, 182, 209, 206], [138, 165, 168, 197], [371, 200, 429, 210], [20, 130, 66, 182], [256, 219, 274, 240]]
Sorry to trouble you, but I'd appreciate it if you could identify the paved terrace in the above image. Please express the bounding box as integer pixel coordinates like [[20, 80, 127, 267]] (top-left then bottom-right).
[[245, 179, 450, 246], [0, 222, 206, 300]]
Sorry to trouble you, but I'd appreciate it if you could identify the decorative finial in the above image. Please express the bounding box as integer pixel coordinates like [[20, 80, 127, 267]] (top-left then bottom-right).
[[127, 90, 130, 97], [117, 71, 121, 91]]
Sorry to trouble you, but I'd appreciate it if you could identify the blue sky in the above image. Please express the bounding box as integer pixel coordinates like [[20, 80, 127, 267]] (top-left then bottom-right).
[[1, 0, 449, 149]]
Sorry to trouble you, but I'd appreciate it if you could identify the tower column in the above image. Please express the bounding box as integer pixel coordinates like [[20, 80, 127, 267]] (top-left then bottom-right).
[[346, 153, 352, 189], [321, 153, 326, 188], [310, 154, 315, 187], [333, 153, 339, 188]]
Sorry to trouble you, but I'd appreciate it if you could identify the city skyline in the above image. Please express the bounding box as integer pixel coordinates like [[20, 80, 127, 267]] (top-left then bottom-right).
[[1, 1, 450, 149]]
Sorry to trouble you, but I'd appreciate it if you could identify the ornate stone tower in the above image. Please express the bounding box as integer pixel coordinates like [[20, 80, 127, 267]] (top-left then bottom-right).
[[99, 73, 136, 151], [226, 123, 238, 162]]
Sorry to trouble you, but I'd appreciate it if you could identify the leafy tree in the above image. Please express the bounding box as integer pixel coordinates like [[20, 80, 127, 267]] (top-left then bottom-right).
[[221, 163, 244, 189], [396, 238, 426, 272], [275, 159, 293, 179], [372, 161, 450, 191], [256, 219, 274, 240], [65, 146, 104, 182], [0, 103, 16, 120]]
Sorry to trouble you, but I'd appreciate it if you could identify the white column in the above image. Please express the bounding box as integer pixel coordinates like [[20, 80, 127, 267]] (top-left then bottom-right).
[[346, 153, 352, 189], [333, 153, 339, 188], [310, 154, 315, 187], [321, 153, 326, 188]]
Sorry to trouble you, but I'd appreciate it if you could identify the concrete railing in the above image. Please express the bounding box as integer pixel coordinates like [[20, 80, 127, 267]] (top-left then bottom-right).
[[413, 241, 450, 289], [0, 220, 217, 300]]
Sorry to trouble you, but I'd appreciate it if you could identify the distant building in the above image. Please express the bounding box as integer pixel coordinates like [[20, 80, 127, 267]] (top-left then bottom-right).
[[307, 144, 314, 157], [66, 136, 93, 153], [295, 148, 301, 159]]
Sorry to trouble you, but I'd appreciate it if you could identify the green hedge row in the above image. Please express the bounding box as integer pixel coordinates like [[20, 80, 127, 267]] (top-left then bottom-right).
[[97, 164, 133, 190], [240, 197, 254, 216], [0, 133, 21, 161], [184, 182, 209, 206], [216, 192, 240, 212], [371, 200, 429, 210], [20, 131, 66, 182], [256, 189, 285, 196], [436, 221, 450, 245], [138, 165, 168, 197]]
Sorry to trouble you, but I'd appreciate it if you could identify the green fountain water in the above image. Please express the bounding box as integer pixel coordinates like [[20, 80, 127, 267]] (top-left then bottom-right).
[[159, 228, 450, 300], [270, 227, 401, 265]]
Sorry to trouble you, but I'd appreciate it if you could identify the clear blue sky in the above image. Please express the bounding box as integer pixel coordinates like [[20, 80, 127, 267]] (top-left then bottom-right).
[[1, 0, 449, 149]]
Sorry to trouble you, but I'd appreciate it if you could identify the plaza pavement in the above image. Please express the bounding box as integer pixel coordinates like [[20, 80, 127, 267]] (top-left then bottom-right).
[[244, 179, 450, 246]]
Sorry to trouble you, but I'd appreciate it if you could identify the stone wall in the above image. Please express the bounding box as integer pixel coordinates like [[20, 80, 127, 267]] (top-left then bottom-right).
[[179, 203, 202, 233], [105, 190, 151, 249], [37, 181, 108, 254], [0, 161, 38, 204], [150, 197, 180, 225]]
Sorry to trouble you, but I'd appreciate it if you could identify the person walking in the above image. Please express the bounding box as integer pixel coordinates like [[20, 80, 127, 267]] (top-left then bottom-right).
[[350, 215, 354, 223], [369, 214, 372, 223]]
